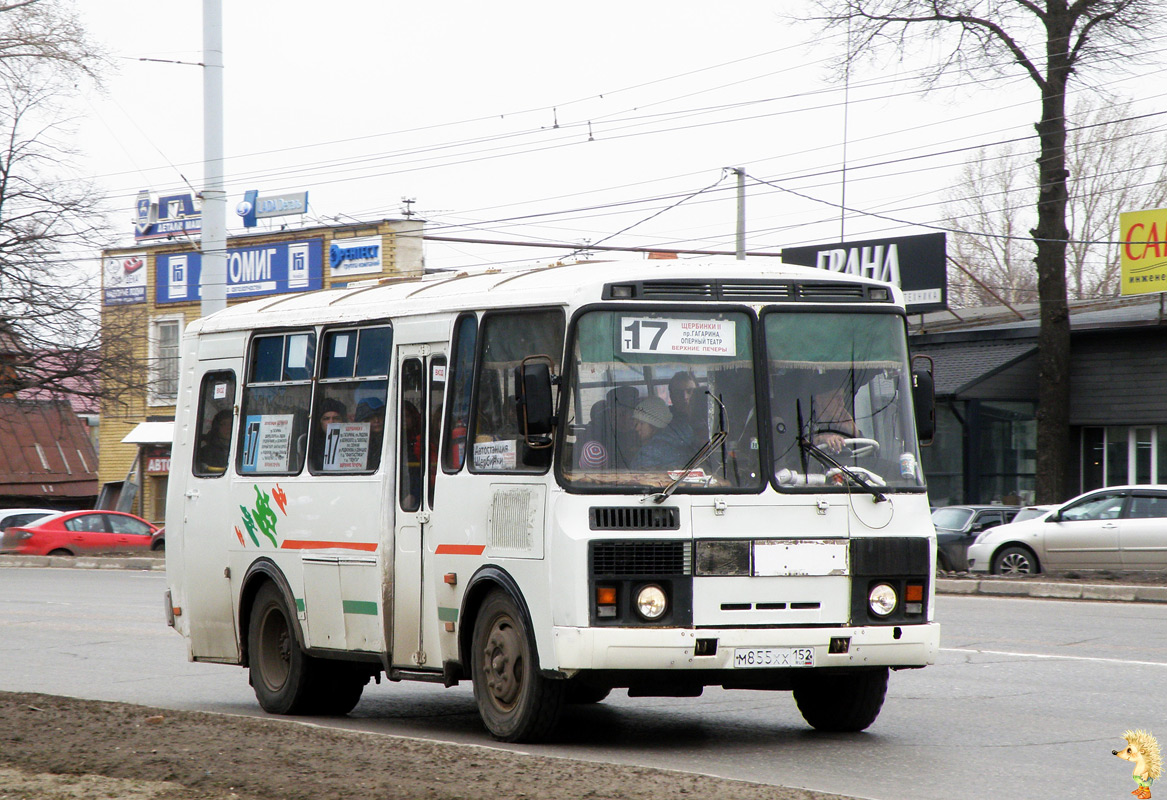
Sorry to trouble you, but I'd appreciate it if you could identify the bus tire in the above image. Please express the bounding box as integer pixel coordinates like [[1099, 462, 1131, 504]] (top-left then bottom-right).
[[792, 667, 888, 732], [471, 590, 564, 742], [249, 582, 315, 715]]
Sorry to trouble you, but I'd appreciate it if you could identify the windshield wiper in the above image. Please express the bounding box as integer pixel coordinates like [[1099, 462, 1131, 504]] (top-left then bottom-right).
[[796, 433, 888, 503], [651, 392, 728, 504]]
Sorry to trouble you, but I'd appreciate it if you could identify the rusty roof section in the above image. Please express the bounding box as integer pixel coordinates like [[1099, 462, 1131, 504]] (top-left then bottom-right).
[[0, 399, 98, 499]]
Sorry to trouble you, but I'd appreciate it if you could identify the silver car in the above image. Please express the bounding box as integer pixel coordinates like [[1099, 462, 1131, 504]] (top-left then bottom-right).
[[967, 485, 1167, 575]]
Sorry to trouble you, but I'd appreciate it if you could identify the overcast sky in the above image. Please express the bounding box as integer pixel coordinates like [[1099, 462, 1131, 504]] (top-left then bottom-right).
[[74, 1, 1167, 272]]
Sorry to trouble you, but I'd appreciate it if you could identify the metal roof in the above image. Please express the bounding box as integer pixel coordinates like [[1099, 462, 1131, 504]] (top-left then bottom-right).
[[911, 339, 1037, 396], [0, 400, 98, 499]]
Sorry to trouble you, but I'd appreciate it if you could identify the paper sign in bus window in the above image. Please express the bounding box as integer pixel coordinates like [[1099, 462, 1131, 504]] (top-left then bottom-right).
[[474, 439, 517, 471], [323, 422, 371, 471], [621, 318, 737, 357], [241, 414, 294, 473]]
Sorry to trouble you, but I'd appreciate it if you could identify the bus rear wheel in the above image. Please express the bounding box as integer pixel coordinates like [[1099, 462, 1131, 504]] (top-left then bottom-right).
[[249, 583, 314, 715], [792, 667, 888, 732], [471, 590, 564, 742]]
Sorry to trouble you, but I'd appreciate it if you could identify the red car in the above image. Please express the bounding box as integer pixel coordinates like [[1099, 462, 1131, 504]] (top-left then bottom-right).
[[0, 510, 161, 556]]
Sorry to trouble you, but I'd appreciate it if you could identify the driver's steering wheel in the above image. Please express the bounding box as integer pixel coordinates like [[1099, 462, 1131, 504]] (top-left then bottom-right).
[[840, 437, 880, 457]]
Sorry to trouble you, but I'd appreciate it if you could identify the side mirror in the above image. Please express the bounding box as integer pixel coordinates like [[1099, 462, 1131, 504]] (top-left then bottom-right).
[[514, 356, 556, 448], [911, 355, 935, 445]]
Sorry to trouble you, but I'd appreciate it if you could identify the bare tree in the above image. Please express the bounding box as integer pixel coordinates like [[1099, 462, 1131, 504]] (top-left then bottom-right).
[[0, 2, 145, 411], [945, 97, 1167, 307], [944, 143, 1039, 307], [806, 0, 1165, 503]]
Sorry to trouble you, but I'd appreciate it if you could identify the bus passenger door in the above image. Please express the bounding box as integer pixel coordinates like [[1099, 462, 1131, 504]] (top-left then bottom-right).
[[391, 346, 446, 668]]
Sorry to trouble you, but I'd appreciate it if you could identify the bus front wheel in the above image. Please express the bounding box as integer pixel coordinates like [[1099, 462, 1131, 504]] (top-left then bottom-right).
[[792, 667, 888, 732], [471, 590, 564, 742], [249, 582, 315, 715]]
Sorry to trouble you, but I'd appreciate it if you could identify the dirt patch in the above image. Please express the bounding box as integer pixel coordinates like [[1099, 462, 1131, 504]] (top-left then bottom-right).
[[0, 692, 855, 800]]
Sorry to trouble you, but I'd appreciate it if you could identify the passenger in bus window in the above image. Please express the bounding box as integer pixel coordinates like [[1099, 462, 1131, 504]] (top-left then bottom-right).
[[309, 398, 347, 470], [355, 397, 386, 470], [631, 396, 690, 471], [198, 409, 233, 472], [667, 371, 705, 449]]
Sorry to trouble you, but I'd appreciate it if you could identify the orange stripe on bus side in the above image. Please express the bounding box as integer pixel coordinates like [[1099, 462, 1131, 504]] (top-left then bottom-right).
[[435, 544, 486, 555], [279, 540, 378, 551]]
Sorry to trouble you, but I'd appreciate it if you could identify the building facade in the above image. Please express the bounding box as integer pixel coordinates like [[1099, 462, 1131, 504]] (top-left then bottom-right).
[[912, 295, 1167, 507], [99, 219, 424, 524]]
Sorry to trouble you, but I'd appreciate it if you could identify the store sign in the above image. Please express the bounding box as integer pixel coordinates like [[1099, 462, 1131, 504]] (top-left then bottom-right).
[[102, 255, 147, 305], [329, 235, 383, 277], [781, 232, 947, 314], [1120, 208, 1167, 296], [155, 239, 323, 303], [144, 446, 171, 475], [236, 190, 309, 228], [135, 190, 201, 241]]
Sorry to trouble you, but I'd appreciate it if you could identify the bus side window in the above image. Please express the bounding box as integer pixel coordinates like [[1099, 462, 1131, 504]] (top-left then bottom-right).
[[442, 313, 477, 473], [399, 358, 425, 511], [239, 332, 315, 475], [470, 309, 564, 473], [193, 371, 236, 477], [311, 326, 391, 474]]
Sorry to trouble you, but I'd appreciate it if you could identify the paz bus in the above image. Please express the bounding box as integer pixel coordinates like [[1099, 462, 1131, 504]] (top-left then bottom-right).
[[164, 257, 939, 742]]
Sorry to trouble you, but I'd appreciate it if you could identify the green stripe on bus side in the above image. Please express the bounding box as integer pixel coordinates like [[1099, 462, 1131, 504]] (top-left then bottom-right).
[[437, 606, 458, 623], [295, 598, 305, 613], [342, 600, 378, 616]]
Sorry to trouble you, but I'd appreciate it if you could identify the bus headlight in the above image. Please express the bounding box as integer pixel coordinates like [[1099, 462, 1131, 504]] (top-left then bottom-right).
[[868, 583, 897, 616], [635, 584, 668, 621]]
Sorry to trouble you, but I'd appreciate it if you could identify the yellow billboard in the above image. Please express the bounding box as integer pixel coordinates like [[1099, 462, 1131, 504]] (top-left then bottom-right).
[[1120, 208, 1167, 295]]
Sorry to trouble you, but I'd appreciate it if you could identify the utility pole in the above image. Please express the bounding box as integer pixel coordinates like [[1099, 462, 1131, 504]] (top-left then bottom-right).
[[201, 0, 227, 317], [732, 168, 746, 260]]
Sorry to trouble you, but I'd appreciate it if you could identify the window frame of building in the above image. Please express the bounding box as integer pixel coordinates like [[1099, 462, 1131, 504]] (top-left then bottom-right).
[[148, 314, 185, 406]]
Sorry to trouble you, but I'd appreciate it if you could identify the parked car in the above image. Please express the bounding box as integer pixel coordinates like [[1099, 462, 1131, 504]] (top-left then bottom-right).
[[0, 508, 58, 534], [151, 526, 165, 552], [967, 485, 1167, 575], [932, 505, 1019, 571], [0, 510, 161, 556], [1012, 505, 1054, 523]]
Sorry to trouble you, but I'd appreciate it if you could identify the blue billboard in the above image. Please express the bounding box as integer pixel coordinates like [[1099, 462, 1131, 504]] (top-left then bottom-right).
[[155, 239, 324, 304]]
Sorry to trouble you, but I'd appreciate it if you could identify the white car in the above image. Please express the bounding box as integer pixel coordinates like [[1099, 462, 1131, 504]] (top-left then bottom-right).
[[0, 508, 58, 533], [966, 485, 1167, 575]]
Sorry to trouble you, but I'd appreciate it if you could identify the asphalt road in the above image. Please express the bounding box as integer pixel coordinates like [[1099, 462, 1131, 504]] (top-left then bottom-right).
[[1, 567, 1161, 799]]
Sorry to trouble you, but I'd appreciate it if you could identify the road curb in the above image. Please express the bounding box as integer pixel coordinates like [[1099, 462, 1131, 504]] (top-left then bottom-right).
[[0, 555, 165, 571], [936, 578, 1167, 603]]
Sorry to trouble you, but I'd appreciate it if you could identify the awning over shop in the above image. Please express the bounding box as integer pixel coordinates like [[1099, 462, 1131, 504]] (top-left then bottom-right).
[[121, 421, 174, 445]]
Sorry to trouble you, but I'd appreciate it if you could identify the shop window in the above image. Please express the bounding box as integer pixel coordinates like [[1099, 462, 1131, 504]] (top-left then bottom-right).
[[309, 326, 391, 473], [469, 309, 564, 474], [239, 331, 316, 475]]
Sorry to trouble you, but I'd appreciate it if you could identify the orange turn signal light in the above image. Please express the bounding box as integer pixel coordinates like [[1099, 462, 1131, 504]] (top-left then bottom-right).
[[596, 586, 617, 605], [905, 584, 924, 602]]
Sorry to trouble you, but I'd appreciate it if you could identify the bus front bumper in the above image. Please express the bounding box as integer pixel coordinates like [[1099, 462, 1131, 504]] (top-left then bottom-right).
[[551, 622, 940, 671]]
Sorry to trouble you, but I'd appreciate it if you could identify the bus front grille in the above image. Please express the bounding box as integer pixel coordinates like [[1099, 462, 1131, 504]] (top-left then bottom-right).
[[589, 506, 680, 530], [590, 540, 692, 577]]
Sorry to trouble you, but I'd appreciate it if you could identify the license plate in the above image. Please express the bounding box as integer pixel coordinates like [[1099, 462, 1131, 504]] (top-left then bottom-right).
[[733, 647, 815, 668]]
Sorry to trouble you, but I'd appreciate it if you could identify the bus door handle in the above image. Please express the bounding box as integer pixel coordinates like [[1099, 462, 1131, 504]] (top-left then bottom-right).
[[416, 511, 431, 524], [185, 489, 200, 499]]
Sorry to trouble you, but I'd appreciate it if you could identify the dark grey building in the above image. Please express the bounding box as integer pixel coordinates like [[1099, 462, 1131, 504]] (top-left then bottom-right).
[[910, 294, 1167, 506]]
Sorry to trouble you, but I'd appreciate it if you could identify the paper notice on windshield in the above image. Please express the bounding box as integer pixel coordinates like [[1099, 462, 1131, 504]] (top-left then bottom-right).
[[620, 318, 737, 357]]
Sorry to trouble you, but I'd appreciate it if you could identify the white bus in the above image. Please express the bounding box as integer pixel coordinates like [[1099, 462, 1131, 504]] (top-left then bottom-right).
[[164, 258, 939, 742]]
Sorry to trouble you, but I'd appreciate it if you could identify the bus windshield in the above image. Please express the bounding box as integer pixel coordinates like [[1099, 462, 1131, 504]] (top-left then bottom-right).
[[559, 308, 763, 492], [765, 310, 923, 492]]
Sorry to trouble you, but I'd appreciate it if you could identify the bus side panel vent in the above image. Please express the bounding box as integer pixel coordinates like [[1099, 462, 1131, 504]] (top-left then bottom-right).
[[590, 540, 692, 576], [796, 282, 868, 302], [590, 506, 680, 530]]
